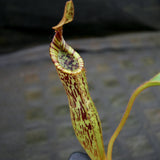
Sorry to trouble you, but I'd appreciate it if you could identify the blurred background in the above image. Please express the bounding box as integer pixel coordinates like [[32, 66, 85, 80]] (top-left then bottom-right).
[[0, 0, 160, 160], [0, 0, 160, 53]]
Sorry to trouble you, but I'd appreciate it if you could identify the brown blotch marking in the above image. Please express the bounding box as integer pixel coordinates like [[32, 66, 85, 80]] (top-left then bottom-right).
[[52, 41, 60, 50], [79, 101, 87, 121], [94, 149, 98, 157], [71, 110, 76, 121], [55, 30, 62, 41]]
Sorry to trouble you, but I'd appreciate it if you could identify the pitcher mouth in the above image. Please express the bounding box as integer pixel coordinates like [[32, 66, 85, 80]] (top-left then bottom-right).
[[50, 32, 84, 75]]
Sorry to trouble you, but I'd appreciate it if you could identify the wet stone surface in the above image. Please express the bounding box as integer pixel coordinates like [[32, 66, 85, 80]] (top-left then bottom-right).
[[0, 32, 160, 160]]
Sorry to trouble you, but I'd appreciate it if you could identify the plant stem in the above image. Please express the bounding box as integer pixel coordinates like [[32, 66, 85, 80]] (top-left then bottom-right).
[[106, 81, 160, 160]]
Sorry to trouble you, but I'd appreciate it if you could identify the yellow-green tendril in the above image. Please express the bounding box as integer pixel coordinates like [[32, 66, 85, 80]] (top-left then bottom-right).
[[106, 73, 160, 160], [50, 1, 106, 160]]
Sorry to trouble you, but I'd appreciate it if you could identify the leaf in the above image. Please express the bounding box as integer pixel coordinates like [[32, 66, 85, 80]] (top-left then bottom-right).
[[106, 72, 160, 160], [52, 0, 74, 30], [150, 73, 160, 82]]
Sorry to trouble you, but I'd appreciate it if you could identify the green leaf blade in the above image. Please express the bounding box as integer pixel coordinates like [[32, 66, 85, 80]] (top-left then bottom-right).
[[150, 73, 160, 82]]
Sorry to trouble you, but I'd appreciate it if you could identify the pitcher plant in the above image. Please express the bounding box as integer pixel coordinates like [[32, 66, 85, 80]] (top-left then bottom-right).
[[49, 1, 160, 160]]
